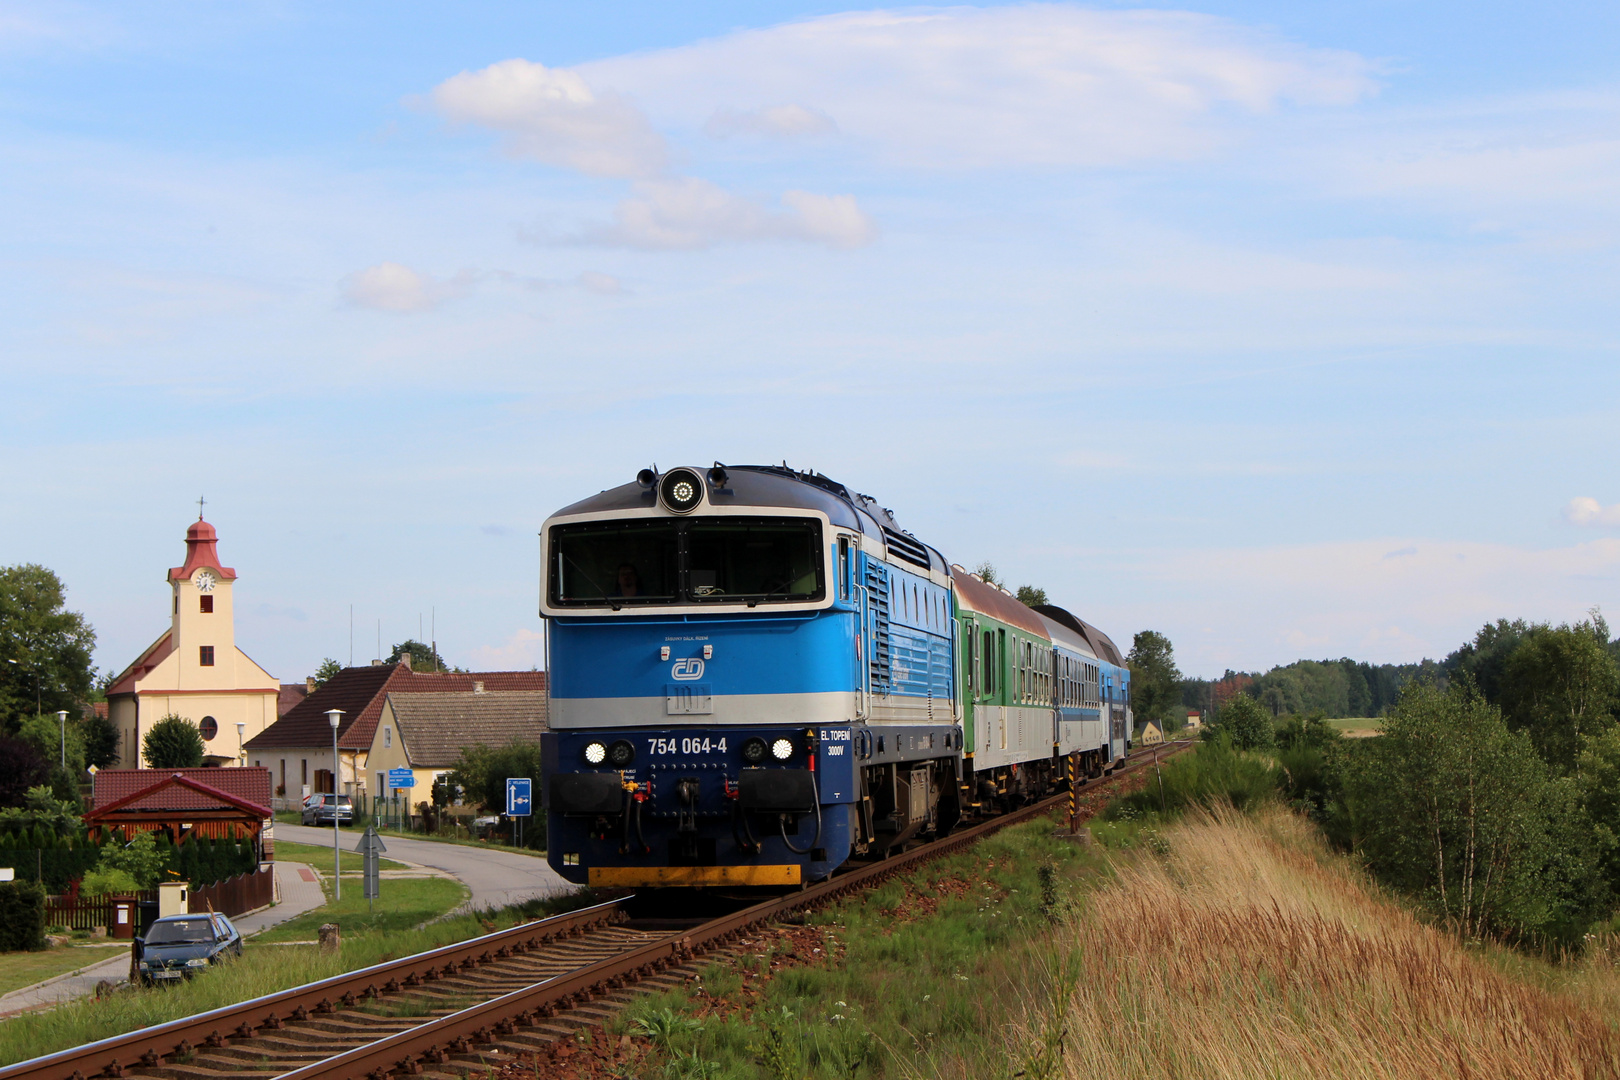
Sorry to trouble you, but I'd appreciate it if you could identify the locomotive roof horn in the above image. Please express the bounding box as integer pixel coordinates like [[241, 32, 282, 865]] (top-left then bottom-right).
[[637, 465, 658, 486]]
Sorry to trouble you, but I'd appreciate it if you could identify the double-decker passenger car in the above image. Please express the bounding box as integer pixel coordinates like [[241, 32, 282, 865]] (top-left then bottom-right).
[[539, 464, 1131, 889]]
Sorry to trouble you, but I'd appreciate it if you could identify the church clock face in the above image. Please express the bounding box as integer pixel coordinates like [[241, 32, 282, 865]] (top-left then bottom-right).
[[194, 570, 216, 593]]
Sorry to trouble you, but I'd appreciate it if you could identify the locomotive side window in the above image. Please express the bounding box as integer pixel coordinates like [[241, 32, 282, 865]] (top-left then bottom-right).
[[837, 536, 850, 601], [686, 518, 824, 603]]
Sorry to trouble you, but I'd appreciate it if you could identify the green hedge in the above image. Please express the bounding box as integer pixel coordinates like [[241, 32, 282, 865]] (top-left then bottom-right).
[[0, 831, 257, 893], [0, 880, 47, 952], [0, 836, 104, 893]]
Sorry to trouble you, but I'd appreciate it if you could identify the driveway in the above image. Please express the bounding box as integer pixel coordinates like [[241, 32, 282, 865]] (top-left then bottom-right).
[[274, 824, 575, 911]]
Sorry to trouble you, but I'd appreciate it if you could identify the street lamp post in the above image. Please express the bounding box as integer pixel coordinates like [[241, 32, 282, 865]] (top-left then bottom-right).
[[236, 722, 246, 767], [56, 710, 67, 769], [326, 709, 343, 901]]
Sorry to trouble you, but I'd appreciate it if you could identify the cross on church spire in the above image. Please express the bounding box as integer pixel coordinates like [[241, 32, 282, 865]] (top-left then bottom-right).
[[197, 495, 206, 520]]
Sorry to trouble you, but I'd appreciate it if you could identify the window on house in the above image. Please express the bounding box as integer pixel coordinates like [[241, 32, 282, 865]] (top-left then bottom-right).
[[199, 646, 214, 666], [301, 760, 308, 785], [200, 595, 213, 613], [383, 726, 392, 748], [199, 716, 218, 741]]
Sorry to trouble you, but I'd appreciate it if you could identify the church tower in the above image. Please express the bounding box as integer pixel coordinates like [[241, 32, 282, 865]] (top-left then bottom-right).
[[106, 513, 281, 768]]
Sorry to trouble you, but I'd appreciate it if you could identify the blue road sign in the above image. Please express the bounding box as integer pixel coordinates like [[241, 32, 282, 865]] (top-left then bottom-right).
[[506, 777, 532, 817], [387, 767, 416, 789]]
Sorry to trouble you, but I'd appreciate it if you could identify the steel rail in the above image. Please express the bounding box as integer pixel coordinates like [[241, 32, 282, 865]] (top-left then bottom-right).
[[0, 899, 628, 1080], [274, 742, 1195, 1080]]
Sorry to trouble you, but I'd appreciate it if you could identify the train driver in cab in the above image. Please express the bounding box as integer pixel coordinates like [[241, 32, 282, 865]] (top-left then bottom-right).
[[616, 563, 640, 598]]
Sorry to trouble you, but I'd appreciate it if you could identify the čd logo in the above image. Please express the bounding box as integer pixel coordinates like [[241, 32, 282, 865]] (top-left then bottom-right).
[[671, 658, 705, 681]]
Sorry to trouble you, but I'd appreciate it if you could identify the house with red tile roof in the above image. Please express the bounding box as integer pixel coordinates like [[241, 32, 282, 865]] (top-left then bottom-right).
[[105, 516, 280, 769], [242, 659, 546, 802]]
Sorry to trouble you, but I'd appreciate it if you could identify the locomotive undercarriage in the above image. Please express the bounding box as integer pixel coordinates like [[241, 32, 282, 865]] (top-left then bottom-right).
[[850, 757, 963, 857]]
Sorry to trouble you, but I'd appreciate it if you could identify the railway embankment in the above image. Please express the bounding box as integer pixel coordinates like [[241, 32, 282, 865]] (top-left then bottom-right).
[[523, 740, 1620, 1080], [507, 768, 1160, 1080]]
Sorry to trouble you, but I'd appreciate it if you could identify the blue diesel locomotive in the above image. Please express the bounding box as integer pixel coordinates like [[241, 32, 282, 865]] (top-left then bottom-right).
[[539, 464, 1132, 888]]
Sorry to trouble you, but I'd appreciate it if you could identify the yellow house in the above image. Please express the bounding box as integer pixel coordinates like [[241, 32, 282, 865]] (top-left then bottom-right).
[[366, 690, 549, 805], [106, 516, 280, 768]]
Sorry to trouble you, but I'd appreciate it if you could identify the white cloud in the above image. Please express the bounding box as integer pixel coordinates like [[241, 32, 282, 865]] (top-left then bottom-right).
[[430, 58, 667, 178], [1566, 496, 1620, 527], [577, 178, 876, 250], [343, 262, 469, 312], [467, 628, 546, 672], [705, 103, 836, 139], [582, 6, 1377, 168]]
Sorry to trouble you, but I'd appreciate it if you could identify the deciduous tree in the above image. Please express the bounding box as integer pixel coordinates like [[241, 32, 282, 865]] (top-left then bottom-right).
[[1208, 693, 1274, 751], [1128, 631, 1183, 728], [1349, 682, 1605, 944], [0, 564, 96, 733], [143, 714, 205, 769], [1500, 619, 1619, 775], [0, 735, 50, 808]]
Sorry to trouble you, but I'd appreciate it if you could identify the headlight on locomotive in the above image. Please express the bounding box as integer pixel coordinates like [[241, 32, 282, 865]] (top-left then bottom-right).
[[770, 737, 795, 761], [607, 739, 635, 767], [583, 741, 607, 765], [741, 737, 767, 764]]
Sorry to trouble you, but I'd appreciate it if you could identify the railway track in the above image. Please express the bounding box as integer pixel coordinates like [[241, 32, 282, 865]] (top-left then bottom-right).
[[5, 741, 1191, 1080]]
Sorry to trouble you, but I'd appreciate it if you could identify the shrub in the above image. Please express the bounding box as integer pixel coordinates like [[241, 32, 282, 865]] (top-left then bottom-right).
[[1203, 693, 1276, 750], [1104, 733, 1277, 821], [80, 866, 138, 897], [95, 830, 168, 889], [0, 879, 47, 951]]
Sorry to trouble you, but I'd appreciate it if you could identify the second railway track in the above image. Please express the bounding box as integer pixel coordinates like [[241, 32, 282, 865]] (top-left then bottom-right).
[[5, 742, 1190, 1080]]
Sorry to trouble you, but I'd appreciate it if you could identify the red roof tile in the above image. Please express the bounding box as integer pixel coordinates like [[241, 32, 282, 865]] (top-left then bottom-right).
[[90, 767, 271, 814], [243, 664, 547, 752], [107, 631, 175, 697]]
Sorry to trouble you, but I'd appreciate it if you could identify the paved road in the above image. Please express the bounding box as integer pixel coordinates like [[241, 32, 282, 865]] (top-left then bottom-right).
[[275, 824, 575, 911]]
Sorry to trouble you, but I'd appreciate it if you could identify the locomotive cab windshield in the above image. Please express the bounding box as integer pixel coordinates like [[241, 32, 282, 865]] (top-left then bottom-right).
[[549, 515, 825, 608]]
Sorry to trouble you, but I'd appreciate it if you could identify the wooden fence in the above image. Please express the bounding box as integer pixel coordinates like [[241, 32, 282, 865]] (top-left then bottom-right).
[[191, 866, 275, 917], [45, 865, 275, 930], [46, 890, 155, 931]]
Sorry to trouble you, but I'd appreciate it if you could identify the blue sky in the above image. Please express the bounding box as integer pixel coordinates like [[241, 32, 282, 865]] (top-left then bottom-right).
[[4, 1, 1618, 682]]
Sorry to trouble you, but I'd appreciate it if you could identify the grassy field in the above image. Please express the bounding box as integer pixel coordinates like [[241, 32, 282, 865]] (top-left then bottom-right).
[[0, 945, 128, 998], [252, 876, 468, 943], [991, 803, 1620, 1080], [273, 840, 408, 873], [1322, 717, 1383, 736]]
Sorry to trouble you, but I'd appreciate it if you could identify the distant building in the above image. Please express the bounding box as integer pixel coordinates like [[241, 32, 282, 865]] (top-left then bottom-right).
[[1185, 709, 1203, 729], [243, 659, 546, 803], [105, 517, 280, 768], [365, 689, 548, 802]]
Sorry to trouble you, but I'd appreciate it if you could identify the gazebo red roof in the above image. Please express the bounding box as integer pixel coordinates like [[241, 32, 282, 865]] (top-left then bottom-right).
[[88, 768, 271, 817]]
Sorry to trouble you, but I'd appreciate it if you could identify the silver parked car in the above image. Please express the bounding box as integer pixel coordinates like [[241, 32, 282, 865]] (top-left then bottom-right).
[[301, 793, 354, 826]]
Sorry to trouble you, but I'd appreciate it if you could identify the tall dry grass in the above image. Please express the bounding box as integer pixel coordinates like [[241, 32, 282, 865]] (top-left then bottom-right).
[[1007, 804, 1620, 1080]]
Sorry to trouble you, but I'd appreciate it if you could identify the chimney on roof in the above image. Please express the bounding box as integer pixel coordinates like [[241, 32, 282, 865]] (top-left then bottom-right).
[[371, 659, 383, 666], [398, 653, 412, 671], [305, 677, 315, 693], [474, 680, 485, 694]]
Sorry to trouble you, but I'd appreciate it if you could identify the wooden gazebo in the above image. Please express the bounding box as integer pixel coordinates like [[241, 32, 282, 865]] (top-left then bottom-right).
[[85, 768, 274, 859]]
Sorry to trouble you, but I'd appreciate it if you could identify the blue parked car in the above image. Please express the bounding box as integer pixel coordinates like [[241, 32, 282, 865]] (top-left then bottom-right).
[[136, 913, 242, 984]]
